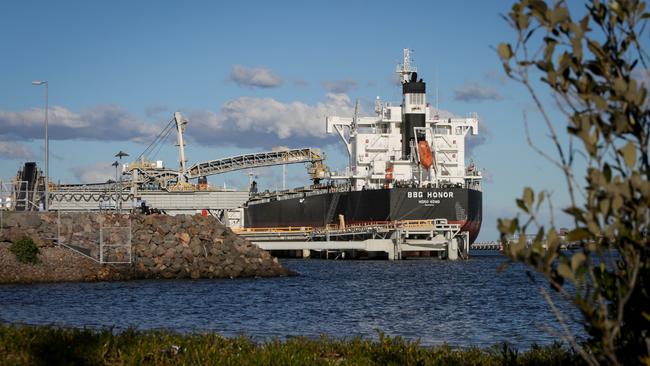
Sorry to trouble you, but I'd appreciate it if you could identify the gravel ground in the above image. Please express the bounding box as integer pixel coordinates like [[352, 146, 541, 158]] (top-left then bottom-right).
[[0, 243, 132, 284]]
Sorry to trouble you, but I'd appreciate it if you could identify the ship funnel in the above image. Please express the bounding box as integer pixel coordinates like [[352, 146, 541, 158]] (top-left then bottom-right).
[[401, 57, 426, 160]]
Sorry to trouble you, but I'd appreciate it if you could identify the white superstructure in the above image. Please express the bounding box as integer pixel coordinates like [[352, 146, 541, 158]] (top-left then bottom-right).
[[326, 49, 482, 191]]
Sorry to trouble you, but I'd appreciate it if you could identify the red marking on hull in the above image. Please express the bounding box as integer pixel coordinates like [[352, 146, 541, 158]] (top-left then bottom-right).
[[448, 220, 482, 244]]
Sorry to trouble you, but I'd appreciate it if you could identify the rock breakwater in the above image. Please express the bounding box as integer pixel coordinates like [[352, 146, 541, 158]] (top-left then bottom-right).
[[0, 212, 290, 283]]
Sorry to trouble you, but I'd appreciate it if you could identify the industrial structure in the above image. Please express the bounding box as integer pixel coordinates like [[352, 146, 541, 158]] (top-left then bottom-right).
[[2, 49, 482, 260]]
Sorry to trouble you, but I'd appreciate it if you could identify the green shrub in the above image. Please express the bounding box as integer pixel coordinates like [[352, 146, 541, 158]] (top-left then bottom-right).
[[9, 236, 40, 264]]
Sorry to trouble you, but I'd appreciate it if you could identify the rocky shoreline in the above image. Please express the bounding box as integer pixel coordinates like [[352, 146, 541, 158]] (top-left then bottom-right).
[[0, 212, 292, 283]]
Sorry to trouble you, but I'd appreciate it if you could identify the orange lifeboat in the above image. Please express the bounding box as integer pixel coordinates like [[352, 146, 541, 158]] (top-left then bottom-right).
[[385, 165, 394, 181], [418, 141, 433, 168]]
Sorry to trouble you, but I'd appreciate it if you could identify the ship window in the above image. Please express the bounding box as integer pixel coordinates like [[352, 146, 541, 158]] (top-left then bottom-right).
[[434, 126, 450, 135]]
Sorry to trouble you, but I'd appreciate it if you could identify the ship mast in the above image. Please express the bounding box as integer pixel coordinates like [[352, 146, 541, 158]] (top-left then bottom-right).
[[396, 48, 416, 83], [399, 49, 426, 161]]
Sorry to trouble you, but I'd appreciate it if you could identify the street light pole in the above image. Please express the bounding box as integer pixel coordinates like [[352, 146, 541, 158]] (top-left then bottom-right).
[[112, 161, 119, 212], [114, 151, 129, 213], [32, 80, 48, 211]]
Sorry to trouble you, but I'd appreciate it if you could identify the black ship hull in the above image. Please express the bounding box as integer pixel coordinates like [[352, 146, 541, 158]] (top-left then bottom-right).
[[244, 187, 482, 243]]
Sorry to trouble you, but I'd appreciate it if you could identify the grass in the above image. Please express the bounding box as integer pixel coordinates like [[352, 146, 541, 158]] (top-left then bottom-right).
[[0, 324, 583, 365]]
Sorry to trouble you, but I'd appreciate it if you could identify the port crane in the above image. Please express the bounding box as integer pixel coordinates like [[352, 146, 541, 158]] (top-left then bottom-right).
[[125, 112, 327, 190]]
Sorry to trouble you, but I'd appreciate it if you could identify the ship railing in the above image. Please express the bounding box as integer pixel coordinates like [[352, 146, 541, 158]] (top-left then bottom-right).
[[234, 226, 313, 234]]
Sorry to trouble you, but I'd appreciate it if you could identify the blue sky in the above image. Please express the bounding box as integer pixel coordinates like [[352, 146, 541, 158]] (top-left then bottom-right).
[[0, 0, 609, 240]]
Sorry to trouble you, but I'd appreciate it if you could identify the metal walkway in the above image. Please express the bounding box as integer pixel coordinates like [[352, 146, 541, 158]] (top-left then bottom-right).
[[471, 242, 502, 250], [234, 219, 470, 260]]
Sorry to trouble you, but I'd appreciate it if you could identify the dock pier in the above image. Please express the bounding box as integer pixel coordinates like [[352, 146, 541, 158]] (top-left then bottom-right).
[[470, 241, 502, 251], [235, 219, 470, 260]]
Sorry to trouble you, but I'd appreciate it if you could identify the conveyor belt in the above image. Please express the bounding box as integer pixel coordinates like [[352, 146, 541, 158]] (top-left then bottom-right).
[[186, 148, 323, 178]]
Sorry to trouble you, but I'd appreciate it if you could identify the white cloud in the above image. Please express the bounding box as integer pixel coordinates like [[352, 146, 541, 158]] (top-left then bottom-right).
[[187, 93, 355, 147], [184, 96, 477, 151], [0, 105, 159, 143], [453, 83, 503, 102], [71, 161, 116, 183], [228, 64, 283, 88], [0, 141, 34, 160], [322, 79, 358, 93]]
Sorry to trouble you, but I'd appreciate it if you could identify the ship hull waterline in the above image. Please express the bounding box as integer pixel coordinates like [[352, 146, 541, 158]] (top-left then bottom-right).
[[244, 187, 482, 244]]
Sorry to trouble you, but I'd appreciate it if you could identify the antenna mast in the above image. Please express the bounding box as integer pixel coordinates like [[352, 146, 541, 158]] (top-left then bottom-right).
[[396, 48, 416, 83]]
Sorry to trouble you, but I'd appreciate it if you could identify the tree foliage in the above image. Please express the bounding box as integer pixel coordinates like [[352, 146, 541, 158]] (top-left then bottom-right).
[[497, 0, 649, 365]]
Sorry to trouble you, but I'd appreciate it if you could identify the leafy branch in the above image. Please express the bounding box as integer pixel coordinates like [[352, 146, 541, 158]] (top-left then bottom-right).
[[497, 1, 649, 365]]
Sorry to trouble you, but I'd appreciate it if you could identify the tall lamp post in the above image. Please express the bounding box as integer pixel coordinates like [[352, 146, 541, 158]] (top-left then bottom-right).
[[114, 151, 128, 212], [112, 161, 120, 211], [31, 80, 48, 211]]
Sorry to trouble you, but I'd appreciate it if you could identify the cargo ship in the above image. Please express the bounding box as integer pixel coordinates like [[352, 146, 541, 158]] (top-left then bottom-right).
[[245, 49, 483, 243]]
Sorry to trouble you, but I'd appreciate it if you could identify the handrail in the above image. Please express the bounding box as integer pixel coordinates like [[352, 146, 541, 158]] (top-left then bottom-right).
[[234, 219, 449, 235]]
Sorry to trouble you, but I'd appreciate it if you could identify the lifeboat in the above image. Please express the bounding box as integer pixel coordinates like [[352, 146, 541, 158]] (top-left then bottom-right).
[[418, 140, 433, 168], [385, 164, 394, 181]]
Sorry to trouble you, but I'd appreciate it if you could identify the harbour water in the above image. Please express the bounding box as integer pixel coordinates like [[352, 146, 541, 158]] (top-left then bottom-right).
[[0, 251, 583, 348]]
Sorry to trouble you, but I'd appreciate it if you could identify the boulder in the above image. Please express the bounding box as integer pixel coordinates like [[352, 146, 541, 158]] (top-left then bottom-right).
[[176, 232, 190, 246], [1, 227, 25, 244]]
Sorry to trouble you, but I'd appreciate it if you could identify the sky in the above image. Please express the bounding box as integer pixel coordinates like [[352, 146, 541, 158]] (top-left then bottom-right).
[[1, 0, 639, 241]]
